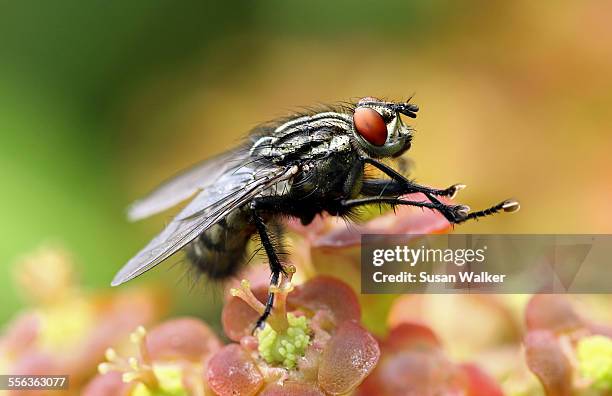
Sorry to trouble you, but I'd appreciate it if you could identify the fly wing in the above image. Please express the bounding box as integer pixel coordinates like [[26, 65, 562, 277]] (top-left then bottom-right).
[[127, 149, 246, 222], [111, 164, 297, 286]]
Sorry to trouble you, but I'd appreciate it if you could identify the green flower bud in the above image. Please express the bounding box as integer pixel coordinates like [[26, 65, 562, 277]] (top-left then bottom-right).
[[131, 365, 187, 396], [257, 313, 310, 369]]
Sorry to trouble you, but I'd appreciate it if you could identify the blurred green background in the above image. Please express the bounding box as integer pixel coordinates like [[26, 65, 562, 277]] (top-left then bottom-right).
[[1, 0, 611, 324]]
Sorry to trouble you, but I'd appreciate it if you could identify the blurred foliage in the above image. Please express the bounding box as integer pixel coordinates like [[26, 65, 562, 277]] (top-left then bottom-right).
[[1, 0, 611, 325]]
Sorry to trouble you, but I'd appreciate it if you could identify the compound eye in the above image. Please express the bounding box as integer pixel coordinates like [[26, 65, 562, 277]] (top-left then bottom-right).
[[353, 107, 387, 146]]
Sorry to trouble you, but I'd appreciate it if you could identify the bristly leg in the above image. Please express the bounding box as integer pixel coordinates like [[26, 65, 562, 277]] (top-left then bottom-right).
[[250, 202, 286, 331], [361, 157, 518, 222], [341, 196, 519, 224], [362, 158, 465, 199], [459, 199, 520, 222], [414, 184, 519, 223], [361, 179, 465, 199]]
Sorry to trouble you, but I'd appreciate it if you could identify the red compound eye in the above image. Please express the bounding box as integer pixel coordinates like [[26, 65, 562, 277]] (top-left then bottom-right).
[[353, 107, 387, 146]]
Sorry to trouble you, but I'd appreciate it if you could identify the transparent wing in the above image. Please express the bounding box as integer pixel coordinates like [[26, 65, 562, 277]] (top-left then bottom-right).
[[111, 164, 297, 286], [127, 149, 246, 222]]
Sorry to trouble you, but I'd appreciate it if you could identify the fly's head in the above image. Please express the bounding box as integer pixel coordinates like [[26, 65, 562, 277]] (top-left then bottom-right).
[[351, 97, 418, 158]]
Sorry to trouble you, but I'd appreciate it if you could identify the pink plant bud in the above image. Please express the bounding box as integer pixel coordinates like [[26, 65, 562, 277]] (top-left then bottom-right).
[[384, 323, 441, 350], [318, 321, 380, 395], [288, 276, 361, 325], [7, 353, 62, 396], [146, 317, 222, 362], [9, 352, 58, 376], [0, 312, 39, 356], [357, 323, 496, 396], [526, 295, 584, 334], [458, 363, 504, 396], [207, 344, 264, 396], [222, 285, 268, 341], [358, 348, 459, 396], [524, 330, 572, 396]]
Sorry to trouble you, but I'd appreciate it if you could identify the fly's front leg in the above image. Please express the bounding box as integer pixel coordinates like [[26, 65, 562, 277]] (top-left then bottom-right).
[[362, 158, 465, 199], [362, 157, 519, 223], [250, 200, 285, 331], [341, 196, 519, 224], [361, 179, 465, 199]]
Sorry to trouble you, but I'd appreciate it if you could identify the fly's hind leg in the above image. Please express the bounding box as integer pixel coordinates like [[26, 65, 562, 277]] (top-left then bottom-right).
[[250, 201, 285, 331]]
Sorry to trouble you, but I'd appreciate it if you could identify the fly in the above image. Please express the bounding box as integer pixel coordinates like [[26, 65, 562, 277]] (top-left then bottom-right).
[[112, 97, 520, 328]]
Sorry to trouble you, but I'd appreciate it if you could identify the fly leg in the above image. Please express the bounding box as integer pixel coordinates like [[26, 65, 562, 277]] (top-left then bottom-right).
[[362, 157, 518, 222], [362, 158, 465, 199], [340, 196, 519, 224], [361, 179, 465, 199], [250, 202, 285, 331]]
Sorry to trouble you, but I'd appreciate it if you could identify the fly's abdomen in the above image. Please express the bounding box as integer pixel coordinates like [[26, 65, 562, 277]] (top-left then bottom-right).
[[185, 207, 255, 279]]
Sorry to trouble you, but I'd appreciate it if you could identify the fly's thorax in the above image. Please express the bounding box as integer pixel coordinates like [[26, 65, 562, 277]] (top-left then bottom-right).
[[249, 112, 353, 164], [289, 150, 363, 201]]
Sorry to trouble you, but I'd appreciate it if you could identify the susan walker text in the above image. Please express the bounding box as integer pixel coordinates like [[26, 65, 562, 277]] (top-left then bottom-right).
[[372, 271, 507, 284]]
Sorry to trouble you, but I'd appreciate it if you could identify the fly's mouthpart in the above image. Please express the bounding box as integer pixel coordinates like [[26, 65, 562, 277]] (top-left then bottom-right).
[[502, 199, 521, 213]]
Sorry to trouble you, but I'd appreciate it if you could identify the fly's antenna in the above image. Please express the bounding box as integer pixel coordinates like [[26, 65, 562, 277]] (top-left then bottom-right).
[[357, 97, 419, 118], [390, 102, 419, 118]]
